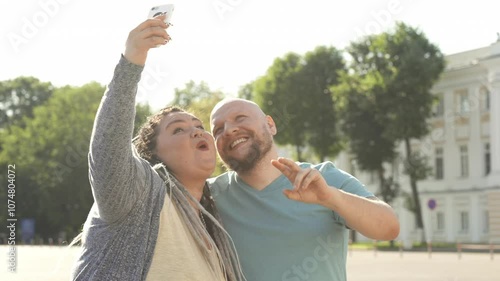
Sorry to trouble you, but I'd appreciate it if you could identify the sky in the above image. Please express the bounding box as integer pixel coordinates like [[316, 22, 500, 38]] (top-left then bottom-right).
[[1, 0, 500, 110]]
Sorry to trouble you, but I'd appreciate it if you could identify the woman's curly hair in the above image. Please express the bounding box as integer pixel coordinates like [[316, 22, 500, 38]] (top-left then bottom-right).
[[134, 105, 185, 165]]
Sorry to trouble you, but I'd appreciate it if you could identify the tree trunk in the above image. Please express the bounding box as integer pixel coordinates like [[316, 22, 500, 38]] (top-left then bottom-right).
[[378, 167, 395, 247], [295, 145, 303, 162], [404, 138, 424, 242], [377, 167, 387, 202]]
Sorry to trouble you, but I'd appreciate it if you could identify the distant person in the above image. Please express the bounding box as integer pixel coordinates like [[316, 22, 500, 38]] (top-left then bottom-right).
[[70, 16, 245, 281], [209, 98, 400, 281]]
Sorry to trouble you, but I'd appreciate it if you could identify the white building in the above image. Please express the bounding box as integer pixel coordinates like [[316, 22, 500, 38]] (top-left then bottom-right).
[[337, 39, 500, 245]]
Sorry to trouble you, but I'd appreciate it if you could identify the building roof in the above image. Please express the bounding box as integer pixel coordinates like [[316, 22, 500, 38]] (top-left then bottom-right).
[[445, 40, 500, 71]]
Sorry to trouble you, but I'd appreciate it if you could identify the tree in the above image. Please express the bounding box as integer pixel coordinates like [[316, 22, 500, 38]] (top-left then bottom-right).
[[172, 80, 216, 109], [238, 82, 254, 100], [334, 72, 399, 206], [0, 81, 152, 241], [382, 23, 445, 238], [0, 77, 54, 130], [252, 47, 346, 161], [301, 46, 345, 161], [344, 22, 445, 240], [172, 80, 225, 131], [134, 103, 153, 135], [0, 82, 104, 239], [253, 53, 308, 161]]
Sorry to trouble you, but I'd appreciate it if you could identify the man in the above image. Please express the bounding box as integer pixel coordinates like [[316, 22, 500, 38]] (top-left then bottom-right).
[[209, 98, 399, 281]]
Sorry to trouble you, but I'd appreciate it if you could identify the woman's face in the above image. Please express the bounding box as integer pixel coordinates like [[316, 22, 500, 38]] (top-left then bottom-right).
[[155, 112, 216, 182]]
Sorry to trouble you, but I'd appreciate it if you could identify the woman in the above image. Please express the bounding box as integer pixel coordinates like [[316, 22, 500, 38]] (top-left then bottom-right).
[[71, 15, 245, 281]]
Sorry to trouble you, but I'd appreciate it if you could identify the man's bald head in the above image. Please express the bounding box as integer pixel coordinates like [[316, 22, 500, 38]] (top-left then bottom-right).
[[211, 98, 265, 118], [210, 98, 266, 130]]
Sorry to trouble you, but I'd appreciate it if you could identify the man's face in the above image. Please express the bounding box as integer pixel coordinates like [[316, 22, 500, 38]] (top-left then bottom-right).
[[210, 100, 275, 173]]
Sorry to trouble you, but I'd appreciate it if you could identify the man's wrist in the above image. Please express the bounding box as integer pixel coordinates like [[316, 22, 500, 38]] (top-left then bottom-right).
[[318, 187, 340, 210]]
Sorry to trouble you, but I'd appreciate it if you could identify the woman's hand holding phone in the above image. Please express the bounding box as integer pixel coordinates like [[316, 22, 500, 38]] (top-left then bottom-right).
[[123, 15, 170, 66], [123, 5, 174, 66]]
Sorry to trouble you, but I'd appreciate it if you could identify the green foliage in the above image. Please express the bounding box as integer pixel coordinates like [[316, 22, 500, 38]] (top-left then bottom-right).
[[403, 151, 433, 181], [134, 103, 153, 136], [301, 46, 345, 161], [382, 23, 445, 140], [171, 80, 225, 132], [401, 190, 417, 214], [172, 80, 217, 109], [335, 70, 399, 204], [0, 80, 152, 240], [253, 47, 346, 161], [334, 72, 396, 168], [342, 22, 445, 231], [378, 176, 400, 205], [0, 82, 104, 239], [254, 52, 307, 159], [0, 76, 54, 129], [238, 82, 254, 100]]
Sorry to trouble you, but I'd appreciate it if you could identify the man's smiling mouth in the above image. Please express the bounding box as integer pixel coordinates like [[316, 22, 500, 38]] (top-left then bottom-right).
[[230, 138, 248, 149]]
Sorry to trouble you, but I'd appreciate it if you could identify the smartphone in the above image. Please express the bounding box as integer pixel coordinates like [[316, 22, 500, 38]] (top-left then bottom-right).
[[148, 4, 175, 25]]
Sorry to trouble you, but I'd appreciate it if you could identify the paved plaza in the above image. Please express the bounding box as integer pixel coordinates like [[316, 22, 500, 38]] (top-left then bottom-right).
[[346, 250, 499, 281], [1, 246, 499, 280]]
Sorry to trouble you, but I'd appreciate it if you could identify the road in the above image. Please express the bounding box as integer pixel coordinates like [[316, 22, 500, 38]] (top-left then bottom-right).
[[1, 246, 498, 280], [346, 250, 498, 281]]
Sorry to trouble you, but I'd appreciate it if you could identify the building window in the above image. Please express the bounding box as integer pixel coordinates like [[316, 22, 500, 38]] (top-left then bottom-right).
[[433, 94, 444, 117], [456, 90, 470, 114], [483, 211, 489, 233], [435, 148, 444, 179], [485, 143, 491, 176], [459, 145, 468, 177], [460, 211, 469, 233], [480, 87, 490, 112], [436, 211, 444, 231]]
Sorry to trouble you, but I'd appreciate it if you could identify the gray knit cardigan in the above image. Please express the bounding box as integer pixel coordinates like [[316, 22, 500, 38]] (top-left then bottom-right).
[[71, 56, 166, 281]]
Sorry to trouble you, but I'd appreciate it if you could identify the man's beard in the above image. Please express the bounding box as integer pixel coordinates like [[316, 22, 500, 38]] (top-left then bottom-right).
[[222, 127, 273, 173]]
